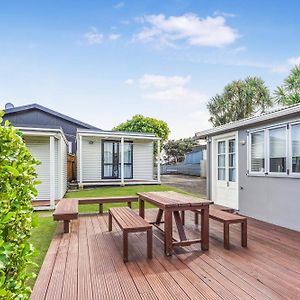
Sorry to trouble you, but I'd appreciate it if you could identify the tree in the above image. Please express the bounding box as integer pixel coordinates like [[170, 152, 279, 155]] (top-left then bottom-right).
[[163, 138, 198, 164], [274, 64, 300, 106], [207, 77, 272, 126], [0, 110, 40, 298], [113, 115, 170, 157]]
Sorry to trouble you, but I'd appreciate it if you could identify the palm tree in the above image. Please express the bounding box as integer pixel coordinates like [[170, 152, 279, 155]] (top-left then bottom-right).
[[274, 65, 300, 106], [208, 77, 272, 126]]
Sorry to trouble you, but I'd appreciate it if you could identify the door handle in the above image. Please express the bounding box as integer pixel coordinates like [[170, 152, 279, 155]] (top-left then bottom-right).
[[226, 181, 229, 187]]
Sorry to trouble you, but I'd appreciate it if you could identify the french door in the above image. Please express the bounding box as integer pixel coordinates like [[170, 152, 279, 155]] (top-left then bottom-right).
[[213, 135, 238, 209], [102, 141, 133, 179]]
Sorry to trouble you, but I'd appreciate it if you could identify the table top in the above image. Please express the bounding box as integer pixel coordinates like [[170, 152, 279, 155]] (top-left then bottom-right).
[[137, 191, 213, 210]]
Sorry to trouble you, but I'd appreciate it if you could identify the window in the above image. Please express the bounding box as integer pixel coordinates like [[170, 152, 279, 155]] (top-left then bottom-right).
[[250, 131, 265, 172], [291, 124, 300, 173], [249, 122, 300, 177], [269, 127, 286, 173], [217, 141, 226, 180], [228, 139, 236, 182]]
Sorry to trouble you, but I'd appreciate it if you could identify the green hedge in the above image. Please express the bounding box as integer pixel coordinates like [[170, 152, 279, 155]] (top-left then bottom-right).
[[0, 112, 40, 299]]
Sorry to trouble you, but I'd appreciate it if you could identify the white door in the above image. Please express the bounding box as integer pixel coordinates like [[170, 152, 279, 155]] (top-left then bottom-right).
[[212, 134, 238, 209]]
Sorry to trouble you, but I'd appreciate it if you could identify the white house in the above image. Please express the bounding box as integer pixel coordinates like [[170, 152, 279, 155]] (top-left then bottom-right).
[[21, 127, 68, 209], [77, 129, 161, 187]]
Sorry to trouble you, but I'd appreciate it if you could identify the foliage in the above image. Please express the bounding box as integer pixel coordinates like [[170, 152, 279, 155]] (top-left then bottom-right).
[[113, 115, 170, 156], [207, 77, 272, 126], [274, 64, 300, 106], [0, 111, 40, 299], [65, 185, 188, 213], [163, 138, 198, 164]]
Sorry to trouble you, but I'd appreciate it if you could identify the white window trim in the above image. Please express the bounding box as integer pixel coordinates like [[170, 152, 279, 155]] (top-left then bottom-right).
[[290, 121, 300, 177], [248, 121, 300, 178]]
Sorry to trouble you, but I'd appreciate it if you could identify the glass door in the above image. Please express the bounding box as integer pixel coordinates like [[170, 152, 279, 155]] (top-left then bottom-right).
[[103, 141, 120, 179]]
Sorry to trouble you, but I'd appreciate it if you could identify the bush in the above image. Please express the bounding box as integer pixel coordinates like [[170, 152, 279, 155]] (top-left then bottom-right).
[[0, 111, 40, 299]]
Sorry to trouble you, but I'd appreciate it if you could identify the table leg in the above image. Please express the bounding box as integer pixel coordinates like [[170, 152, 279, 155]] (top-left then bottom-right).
[[155, 209, 164, 224], [201, 206, 209, 251], [241, 220, 247, 247], [181, 211, 185, 226], [164, 211, 173, 256], [99, 203, 103, 214], [173, 211, 187, 241], [139, 198, 145, 218], [224, 223, 230, 250]]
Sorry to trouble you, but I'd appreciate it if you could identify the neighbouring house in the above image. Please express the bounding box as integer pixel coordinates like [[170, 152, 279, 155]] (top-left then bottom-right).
[[20, 126, 68, 209], [77, 129, 161, 187], [195, 103, 300, 231], [3, 103, 100, 153]]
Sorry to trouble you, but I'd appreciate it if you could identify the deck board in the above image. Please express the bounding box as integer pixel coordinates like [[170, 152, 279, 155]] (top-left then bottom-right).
[[31, 209, 300, 300]]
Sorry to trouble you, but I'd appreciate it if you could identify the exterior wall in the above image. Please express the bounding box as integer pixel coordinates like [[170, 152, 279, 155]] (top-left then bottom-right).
[[78, 138, 154, 181], [238, 128, 300, 232], [24, 137, 51, 200], [78, 137, 102, 182], [3, 109, 97, 153], [133, 141, 153, 180], [61, 139, 68, 197]]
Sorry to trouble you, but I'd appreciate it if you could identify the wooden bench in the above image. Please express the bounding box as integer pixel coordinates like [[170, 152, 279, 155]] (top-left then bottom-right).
[[77, 196, 139, 213], [53, 199, 78, 233], [195, 209, 247, 249], [108, 207, 152, 262]]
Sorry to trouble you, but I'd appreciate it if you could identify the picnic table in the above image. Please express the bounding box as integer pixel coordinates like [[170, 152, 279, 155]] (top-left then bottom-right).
[[137, 191, 213, 256]]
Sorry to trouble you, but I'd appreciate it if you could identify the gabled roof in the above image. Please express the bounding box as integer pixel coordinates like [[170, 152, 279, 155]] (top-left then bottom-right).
[[195, 103, 300, 139], [4, 103, 101, 130]]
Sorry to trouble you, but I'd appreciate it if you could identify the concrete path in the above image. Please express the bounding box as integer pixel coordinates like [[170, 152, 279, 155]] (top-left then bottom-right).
[[161, 174, 206, 197]]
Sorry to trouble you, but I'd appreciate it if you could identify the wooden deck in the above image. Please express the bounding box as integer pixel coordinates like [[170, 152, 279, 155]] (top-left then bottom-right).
[[30, 209, 300, 300]]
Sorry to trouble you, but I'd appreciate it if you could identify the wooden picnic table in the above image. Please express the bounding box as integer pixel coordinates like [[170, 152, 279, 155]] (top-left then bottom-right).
[[137, 191, 213, 256]]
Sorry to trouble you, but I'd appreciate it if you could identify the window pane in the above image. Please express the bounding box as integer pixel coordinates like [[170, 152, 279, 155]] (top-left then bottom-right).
[[269, 127, 286, 173], [103, 165, 112, 177], [229, 168, 236, 182], [218, 155, 225, 168], [218, 141, 225, 154], [218, 168, 225, 180], [251, 131, 265, 172], [124, 165, 132, 178], [124, 143, 132, 164], [292, 124, 300, 173], [104, 142, 113, 163]]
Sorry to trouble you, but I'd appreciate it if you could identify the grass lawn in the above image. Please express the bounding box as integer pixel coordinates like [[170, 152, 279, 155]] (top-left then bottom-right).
[[66, 184, 188, 213], [28, 212, 57, 289]]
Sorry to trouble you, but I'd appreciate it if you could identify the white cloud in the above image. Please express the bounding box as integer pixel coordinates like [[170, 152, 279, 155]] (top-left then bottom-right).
[[130, 74, 208, 105], [124, 79, 134, 85], [213, 11, 236, 18], [139, 74, 191, 89], [109, 33, 121, 41], [84, 27, 103, 45], [271, 55, 300, 73], [114, 2, 124, 9], [135, 13, 238, 48]]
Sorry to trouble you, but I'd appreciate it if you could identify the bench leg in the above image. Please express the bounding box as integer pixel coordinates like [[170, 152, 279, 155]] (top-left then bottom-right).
[[224, 223, 230, 249], [64, 220, 70, 233], [194, 212, 199, 225], [181, 211, 185, 226], [99, 203, 103, 214], [108, 211, 112, 232], [201, 207, 209, 251], [147, 228, 152, 259], [241, 220, 247, 247], [123, 231, 128, 262], [127, 201, 132, 208]]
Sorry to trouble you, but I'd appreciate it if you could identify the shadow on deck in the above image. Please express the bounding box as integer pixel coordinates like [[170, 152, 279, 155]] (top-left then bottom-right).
[[30, 209, 300, 300]]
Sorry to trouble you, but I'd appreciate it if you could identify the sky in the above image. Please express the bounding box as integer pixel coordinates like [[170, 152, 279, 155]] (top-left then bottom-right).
[[0, 0, 300, 139]]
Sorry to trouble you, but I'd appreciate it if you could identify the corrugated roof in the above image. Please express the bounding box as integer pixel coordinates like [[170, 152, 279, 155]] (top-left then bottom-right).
[[195, 103, 300, 139]]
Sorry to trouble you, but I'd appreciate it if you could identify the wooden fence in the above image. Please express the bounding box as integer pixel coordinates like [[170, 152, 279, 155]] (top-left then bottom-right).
[[67, 154, 77, 182]]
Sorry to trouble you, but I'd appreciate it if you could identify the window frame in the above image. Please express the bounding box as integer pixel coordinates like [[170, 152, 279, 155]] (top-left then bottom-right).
[[289, 121, 300, 177], [248, 120, 300, 178]]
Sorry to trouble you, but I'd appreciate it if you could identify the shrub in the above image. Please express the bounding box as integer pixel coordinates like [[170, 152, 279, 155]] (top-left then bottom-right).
[[0, 111, 40, 299]]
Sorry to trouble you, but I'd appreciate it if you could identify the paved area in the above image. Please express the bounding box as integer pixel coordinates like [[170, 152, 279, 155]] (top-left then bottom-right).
[[161, 174, 206, 197]]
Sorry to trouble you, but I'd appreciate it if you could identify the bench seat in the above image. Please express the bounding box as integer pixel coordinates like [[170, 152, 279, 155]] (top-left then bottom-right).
[[194, 208, 247, 249], [109, 207, 152, 262], [53, 199, 78, 233]]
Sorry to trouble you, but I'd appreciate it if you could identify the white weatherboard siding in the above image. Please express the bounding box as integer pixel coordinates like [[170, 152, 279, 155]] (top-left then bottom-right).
[[81, 138, 101, 181], [133, 141, 154, 180], [25, 137, 50, 201], [54, 139, 59, 199]]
